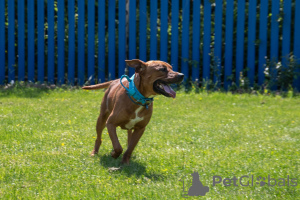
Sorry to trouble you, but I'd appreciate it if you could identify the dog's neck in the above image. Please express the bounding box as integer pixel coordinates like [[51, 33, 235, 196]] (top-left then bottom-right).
[[134, 74, 156, 98]]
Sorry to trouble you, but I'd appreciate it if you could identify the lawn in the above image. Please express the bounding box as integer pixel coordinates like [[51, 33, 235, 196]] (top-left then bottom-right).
[[0, 86, 299, 199]]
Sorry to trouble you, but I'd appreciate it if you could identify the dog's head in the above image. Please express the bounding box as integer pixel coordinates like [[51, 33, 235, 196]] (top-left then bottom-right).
[[125, 59, 184, 98]]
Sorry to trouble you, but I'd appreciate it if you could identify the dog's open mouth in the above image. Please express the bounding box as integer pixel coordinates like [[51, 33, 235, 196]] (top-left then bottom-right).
[[153, 80, 176, 98]]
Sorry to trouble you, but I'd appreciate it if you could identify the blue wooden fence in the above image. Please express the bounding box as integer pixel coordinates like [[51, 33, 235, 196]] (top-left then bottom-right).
[[0, 0, 300, 90]]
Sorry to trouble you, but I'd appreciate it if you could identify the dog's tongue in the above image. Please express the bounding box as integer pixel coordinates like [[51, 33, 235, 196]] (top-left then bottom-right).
[[163, 84, 176, 98]]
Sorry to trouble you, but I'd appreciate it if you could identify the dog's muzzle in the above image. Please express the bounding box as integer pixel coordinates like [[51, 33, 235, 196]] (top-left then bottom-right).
[[176, 73, 184, 82]]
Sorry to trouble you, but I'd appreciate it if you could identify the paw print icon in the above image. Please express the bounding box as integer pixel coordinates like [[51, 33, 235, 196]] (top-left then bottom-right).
[[256, 176, 266, 186]]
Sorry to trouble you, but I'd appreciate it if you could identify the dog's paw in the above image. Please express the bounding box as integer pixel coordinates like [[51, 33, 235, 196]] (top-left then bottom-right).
[[121, 152, 131, 164], [90, 150, 98, 157], [111, 150, 122, 159], [121, 159, 130, 165]]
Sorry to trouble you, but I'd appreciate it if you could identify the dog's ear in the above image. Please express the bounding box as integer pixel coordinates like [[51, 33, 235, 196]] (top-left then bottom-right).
[[125, 59, 147, 73]]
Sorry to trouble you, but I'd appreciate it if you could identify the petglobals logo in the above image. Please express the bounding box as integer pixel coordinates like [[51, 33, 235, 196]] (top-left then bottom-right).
[[213, 175, 298, 187], [179, 172, 298, 198]]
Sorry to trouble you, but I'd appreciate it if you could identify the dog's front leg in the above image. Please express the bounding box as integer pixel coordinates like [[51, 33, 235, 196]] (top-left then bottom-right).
[[122, 127, 145, 164], [127, 130, 132, 147], [106, 123, 123, 159]]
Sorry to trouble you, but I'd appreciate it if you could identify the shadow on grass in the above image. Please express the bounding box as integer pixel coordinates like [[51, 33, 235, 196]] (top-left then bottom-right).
[[99, 154, 165, 181]]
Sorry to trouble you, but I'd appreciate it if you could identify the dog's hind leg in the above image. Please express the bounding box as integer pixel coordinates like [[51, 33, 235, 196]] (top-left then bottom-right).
[[122, 127, 145, 164]]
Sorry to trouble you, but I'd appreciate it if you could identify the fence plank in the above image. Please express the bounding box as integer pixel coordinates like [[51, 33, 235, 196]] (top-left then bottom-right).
[[160, 0, 168, 62], [78, 0, 85, 85], [181, 0, 190, 80], [258, 0, 268, 85], [294, 0, 300, 90], [270, 3, 280, 58], [282, 0, 292, 66], [98, 0, 105, 82], [68, 0, 75, 84], [235, 0, 245, 85], [139, 0, 147, 62], [47, 0, 55, 84], [108, 0, 115, 80], [270, 0, 280, 90], [129, 0, 136, 75], [224, 0, 234, 89], [37, 0, 44, 83], [171, 0, 179, 72], [213, 0, 223, 84], [8, 0, 15, 82], [118, 0, 126, 77], [18, 0, 25, 81], [57, 0, 65, 84], [88, 0, 95, 84], [192, 0, 200, 82], [247, 0, 257, 86], [203, 0, 211, 81], [150, 0, 157, 60], [0, 0, 5, 84], [27, 0, 34, 82], [282, 0, 292, 90]]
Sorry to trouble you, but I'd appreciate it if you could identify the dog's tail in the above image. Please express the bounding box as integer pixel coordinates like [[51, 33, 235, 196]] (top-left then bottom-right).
[[82, 81, 113, 90]]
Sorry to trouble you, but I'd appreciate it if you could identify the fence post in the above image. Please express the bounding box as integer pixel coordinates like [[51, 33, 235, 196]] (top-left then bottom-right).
[[247, 0, 257, 87], [78, 0, 85, 85], [108, 0, 116, 80], [282, 0, 292, 67], [37, 0, 44, 83], [88, 0, 95, 84], [129, 0, 136, 76], [160, 0, 168, 62], [57, 0, 65, 84], [98, 0, 106, 82], [192, 0, 200, 82], [203, 0, 211, 81], [27, 0, 34, 82], [118, 0, 126, 77], [224, 0, 234, 90], [48, 0, 55, 84], [18, 0, 25, 82], [139, 0, 147, 62], [258, 0, 269, 86], [236, 0, 245, 86], [213, 0, 223, 85], [8, 0, 15, 82], [270, 0, 280, 90], [150, 0, 158, 60], [171, 0, 179, 72], [0, 0, 5, 84], [68, 0, 75, 84], [181, 0, 190, 81]]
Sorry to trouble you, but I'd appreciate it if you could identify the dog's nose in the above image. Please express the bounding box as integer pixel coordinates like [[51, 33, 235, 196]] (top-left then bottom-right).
[[177, 73, 184, 80]]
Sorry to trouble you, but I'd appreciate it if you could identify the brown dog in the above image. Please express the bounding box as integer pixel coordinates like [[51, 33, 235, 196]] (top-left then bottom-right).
[[82, 59, 184, 164]]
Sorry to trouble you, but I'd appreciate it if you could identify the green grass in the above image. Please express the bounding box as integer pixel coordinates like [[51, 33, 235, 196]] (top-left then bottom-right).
[[0, 87, 299, 199]]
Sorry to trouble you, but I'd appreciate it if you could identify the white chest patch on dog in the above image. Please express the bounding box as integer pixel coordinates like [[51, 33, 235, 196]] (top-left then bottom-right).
[[125, 106, 144, 129]]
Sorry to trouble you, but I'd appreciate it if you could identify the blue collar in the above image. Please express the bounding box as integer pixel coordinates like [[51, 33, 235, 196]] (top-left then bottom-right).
[[120, 74, 154, 109]]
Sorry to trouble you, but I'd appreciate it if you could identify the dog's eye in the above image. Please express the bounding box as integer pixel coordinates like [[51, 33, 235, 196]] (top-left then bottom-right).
[[159, 68, 167, 72]]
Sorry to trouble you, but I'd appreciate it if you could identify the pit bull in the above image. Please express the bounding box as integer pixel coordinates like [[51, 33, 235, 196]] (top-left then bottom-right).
[[82, 59, 184, 164]]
